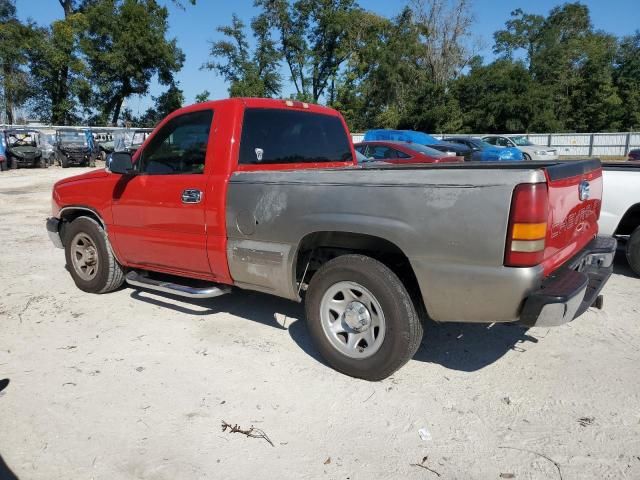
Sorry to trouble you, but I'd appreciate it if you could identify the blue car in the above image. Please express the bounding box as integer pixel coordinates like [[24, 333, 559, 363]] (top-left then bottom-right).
[[364, 129, 472, 160], [443, 136, 524, 161], [0, 133, 6, 171]]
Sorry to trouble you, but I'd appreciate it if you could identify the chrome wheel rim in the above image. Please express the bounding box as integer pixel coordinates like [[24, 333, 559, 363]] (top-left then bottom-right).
[[70, 232, 99, 281], [319, 281, 386, 359]]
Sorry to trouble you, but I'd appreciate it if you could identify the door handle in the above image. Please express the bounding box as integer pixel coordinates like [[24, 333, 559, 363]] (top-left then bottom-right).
[[181, 189, 203, 204]]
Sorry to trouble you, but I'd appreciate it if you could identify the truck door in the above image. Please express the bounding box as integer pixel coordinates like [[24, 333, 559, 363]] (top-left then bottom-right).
[[110, 109, 214, 277]]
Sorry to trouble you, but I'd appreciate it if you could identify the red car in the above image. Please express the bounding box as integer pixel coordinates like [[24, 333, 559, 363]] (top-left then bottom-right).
[[355, 140, 463, 164]]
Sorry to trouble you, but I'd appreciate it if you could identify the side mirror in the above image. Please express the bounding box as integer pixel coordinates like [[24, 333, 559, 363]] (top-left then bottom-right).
[[107, 152, 135, 175]]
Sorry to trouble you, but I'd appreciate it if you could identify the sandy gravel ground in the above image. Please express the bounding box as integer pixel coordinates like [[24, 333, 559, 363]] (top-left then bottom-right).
[[0, 167, 639, 480]]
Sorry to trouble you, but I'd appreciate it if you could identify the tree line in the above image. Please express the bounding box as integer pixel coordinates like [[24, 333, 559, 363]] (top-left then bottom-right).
[[0, 0, 188, 126], [1, 0, 639, 133]]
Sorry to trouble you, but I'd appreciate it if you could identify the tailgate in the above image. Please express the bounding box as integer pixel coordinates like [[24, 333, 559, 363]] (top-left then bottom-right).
[[542, 159, 602, 275]]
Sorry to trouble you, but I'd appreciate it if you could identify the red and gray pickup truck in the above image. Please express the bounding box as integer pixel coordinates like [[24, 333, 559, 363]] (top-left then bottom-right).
[[47, 98, 616, 380]]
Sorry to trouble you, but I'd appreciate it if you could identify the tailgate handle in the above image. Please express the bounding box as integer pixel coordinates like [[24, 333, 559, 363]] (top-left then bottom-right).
[[181, 189, 202, 204]]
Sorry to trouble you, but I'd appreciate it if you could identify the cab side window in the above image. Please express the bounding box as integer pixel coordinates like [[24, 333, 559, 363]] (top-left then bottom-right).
[[138, 110, 213, 175]]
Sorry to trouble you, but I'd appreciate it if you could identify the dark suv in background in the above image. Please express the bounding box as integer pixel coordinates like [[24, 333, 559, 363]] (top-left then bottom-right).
[[3, 129, 46, 169], [55, 129, 99, 168]]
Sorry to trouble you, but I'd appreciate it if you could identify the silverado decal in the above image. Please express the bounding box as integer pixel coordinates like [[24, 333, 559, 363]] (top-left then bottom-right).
[[551, 203, 596, 239]]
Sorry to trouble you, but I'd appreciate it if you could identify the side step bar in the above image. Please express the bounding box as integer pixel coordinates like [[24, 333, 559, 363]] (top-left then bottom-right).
[[125, 271, 231, 299]]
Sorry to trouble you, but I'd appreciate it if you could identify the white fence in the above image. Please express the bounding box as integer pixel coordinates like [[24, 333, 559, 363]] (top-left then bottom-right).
[[352, 132, 640, 157]]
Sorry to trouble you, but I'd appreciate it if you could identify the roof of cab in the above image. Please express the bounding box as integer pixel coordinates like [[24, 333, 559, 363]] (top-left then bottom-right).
[[173, 97, 341, 117]]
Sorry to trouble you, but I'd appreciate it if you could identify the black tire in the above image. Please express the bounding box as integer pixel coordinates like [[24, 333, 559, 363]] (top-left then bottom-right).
[[305, 254, 423, 381], [64, 217, 125, 294], [626, 226, 640, 276], [8, 156, 17, 169], [89, 157, 96, 167], [61, 156, 70, 168], [523, 152, 532, 161], [0, 160, 6, 171], [38, 156, 47, 168]]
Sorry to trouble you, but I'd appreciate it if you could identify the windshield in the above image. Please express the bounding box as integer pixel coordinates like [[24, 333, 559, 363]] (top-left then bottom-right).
[[7, 131, 38, 147], [510, 136, 534, 146], [58, 131, 88, 145], [404, 143, 446, 156]]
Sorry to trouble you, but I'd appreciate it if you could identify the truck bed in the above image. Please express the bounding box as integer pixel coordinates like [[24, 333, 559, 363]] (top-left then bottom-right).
[[226, 159, 601, 323]]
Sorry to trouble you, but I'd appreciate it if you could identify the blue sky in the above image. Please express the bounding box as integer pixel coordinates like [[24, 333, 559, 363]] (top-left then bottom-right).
[[16, 0, 640, 116]]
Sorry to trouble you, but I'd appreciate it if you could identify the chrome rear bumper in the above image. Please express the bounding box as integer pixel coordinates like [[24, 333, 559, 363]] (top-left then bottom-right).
[[519, 236, 617, 327]]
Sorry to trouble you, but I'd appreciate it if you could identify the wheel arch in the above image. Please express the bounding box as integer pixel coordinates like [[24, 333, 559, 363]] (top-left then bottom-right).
[[614, 203, 640, 236], [58, 206, 107, 247], [293, 230, 427, 317]]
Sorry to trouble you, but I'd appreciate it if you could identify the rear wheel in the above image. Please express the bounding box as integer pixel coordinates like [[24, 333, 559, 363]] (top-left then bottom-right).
[[0, 160, 6, 171], [626, 226, 640, 276], [64, 217, 125, 293], [305, 254, 423, 381], [38, 156, 47, 168]]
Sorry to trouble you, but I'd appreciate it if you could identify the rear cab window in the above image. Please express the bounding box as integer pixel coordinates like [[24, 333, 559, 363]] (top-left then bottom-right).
[[239, 108, 353, 167]]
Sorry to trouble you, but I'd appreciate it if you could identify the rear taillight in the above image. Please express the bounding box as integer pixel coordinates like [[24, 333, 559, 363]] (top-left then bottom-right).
[[505, 183, 549, 267]]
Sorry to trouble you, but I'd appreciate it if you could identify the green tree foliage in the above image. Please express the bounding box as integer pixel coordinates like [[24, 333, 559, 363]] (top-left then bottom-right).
[[136, 82, 185, 127], [80, 0, 184, 125], [0, 0, 35, 123], [202, 14, 281, 97], [3, 0, 638, 134], [195, 90, 210, 103], [492, 3, 622, 132], [252, 0, 366, 102], [614, 32, 640, 130], [28, 13, 89, 124]]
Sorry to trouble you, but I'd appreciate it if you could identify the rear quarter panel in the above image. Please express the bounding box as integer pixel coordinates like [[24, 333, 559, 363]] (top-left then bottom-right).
[[226, 166, 547, 323]]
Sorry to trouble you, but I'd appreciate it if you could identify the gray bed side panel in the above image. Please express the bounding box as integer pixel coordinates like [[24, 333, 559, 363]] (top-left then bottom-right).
[[225, 168, 545, 321]]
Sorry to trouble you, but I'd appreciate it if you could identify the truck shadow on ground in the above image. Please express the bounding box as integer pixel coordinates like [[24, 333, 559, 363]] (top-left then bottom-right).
[[129, 289, 538, 372], [413, 322, 539, 372]]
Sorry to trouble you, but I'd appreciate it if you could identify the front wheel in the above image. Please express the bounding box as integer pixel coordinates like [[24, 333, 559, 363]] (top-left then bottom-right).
[[8, 156, 17, 169], [626, 227, 640, 276], [64, 217, 125, 293], [305, 254, 423, 381], [523, 152, 532, 161]]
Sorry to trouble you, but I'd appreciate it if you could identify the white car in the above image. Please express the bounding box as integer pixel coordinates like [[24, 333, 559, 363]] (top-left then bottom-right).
[[482, 135, 558, 160], [599, 162, 640, 275]]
